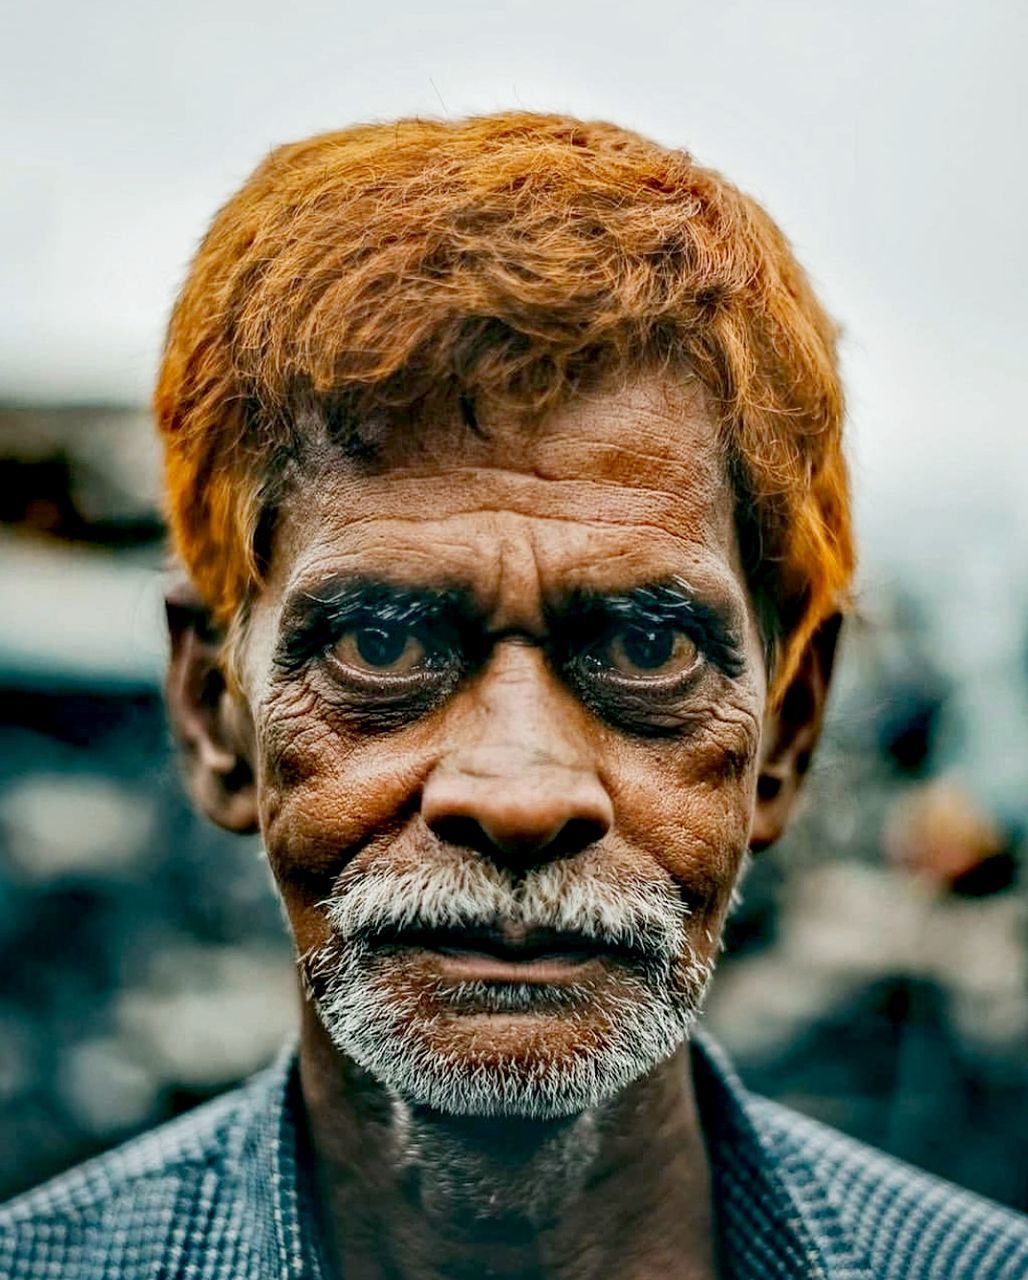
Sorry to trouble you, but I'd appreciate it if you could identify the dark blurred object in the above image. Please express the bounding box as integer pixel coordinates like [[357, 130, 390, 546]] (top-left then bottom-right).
[[740, 974, 1028, 1212], [0, 678, 295, 1202], [0, 406, 296, 1201], [876, 675, 947, 776], [883, 779, 1008, 888], [0, 406, 163, 547]]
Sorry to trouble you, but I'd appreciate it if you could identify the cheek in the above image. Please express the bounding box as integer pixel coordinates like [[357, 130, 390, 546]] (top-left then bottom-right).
[[254, 680, 434, 919], [607, 688, 762, 927]]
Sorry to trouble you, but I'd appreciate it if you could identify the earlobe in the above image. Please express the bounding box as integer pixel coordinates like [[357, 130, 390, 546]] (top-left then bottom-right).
[[165, 586, 259, 835], [750, 614, 842, 853]]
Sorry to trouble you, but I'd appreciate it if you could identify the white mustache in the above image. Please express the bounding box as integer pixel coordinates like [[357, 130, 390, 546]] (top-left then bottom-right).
[[319, 847, 691, 966]]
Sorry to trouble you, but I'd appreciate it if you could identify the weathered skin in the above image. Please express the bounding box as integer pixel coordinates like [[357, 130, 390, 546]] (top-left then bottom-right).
[[167, 371, 833, 1280]]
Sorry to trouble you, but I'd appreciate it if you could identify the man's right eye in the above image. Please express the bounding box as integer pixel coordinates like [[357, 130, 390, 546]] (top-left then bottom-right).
[[329, 623, 429, 677]]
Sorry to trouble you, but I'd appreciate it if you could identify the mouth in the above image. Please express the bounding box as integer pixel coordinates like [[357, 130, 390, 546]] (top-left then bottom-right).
[[366, 923, 640, 983]]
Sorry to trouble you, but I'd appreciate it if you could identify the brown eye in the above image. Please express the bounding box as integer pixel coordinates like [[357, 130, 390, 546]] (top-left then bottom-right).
[[603, 626, 699, 679], [331, 624, 427, 675]]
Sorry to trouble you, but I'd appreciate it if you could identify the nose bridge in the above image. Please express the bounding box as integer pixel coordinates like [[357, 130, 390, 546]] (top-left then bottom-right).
[[422, 643, 613, 863], [461, 641, 590, 773], [479, 639, 572, 745]]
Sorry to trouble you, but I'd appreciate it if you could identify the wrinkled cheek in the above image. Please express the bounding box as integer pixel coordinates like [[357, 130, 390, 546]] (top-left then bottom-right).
[[253, 699, 433, 932], [673, 794, 753, 944], [611, 721, 760, 936]]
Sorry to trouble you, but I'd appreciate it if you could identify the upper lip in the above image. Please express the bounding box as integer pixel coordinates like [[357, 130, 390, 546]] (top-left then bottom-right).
[[369, 923, 634, 963]]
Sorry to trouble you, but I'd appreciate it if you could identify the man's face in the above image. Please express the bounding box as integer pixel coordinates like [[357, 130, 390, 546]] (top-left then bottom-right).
[[237, 372, 768, 1118]]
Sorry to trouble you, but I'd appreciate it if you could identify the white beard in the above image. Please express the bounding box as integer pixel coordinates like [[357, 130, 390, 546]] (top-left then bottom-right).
[[301, 845, 714, 1120]]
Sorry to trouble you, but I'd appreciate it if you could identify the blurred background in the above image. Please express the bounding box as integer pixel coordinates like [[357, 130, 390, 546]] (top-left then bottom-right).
[[2, 0, 1026, 1210]]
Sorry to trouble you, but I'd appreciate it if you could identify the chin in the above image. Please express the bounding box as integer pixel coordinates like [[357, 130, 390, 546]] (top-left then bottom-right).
[[306, 945, 709, 1119]]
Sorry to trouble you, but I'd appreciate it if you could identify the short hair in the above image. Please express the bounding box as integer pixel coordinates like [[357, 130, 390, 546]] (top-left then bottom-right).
[[155, 111, 854, 699]]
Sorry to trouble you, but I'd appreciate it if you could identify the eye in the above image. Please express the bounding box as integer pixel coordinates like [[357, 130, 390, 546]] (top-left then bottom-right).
[[330, 623, 428, 676], [594, 625, 699, 680]]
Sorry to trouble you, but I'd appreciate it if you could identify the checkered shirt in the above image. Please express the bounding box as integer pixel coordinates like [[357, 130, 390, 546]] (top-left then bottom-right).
[[2, 1031, 1026, 1278]]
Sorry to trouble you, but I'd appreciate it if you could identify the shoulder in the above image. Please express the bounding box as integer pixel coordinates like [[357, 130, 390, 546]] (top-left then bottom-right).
[[0, 1071, 271, 1280], [749, 1095, 1028, 1280]]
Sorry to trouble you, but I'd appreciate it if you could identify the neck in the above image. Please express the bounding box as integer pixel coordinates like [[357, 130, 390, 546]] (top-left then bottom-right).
[[298, 1004, 718, 1280]]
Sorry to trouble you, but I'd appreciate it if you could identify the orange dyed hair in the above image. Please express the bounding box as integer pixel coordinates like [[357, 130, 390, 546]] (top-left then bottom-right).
[[155, 111, 854, 697]]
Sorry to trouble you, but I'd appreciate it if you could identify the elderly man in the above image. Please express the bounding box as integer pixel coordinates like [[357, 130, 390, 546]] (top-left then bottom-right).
[[2, 113, 1025, 1280]]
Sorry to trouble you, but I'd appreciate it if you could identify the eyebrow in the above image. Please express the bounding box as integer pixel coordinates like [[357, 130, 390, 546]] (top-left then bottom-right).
[[274, 575, 745, 678], [273, 578, 475, 673]]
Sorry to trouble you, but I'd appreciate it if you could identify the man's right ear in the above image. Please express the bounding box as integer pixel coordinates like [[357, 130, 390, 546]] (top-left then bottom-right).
[[164, 584, 259, 834]]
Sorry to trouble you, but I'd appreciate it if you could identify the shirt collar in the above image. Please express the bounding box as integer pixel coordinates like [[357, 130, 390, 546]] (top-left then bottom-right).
[[691, 1028, 873, 1280], [236, 1043, 329, 1280]]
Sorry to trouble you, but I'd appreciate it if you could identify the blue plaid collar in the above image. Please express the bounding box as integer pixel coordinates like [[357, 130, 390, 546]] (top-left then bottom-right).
[[692, 1031, 872, 1280]]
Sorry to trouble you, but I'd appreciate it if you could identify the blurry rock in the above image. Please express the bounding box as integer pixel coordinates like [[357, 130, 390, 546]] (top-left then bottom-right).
[[883, 779, 1004, 888], [921, 892, 1028, 1051], [58, 1037, 159, 1137], [0, 1006, 33, 1103], [116, 946, 296, 1089], [1, 774, 155, 881], [876, 676, 946, 776], [709, 861, 917, 1058], [708, 857, 1028, 1061]]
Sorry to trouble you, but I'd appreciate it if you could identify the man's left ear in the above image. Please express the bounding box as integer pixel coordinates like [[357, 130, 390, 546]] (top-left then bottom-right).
[[750, 613, 842, 853], [164, 583, 259, 835]]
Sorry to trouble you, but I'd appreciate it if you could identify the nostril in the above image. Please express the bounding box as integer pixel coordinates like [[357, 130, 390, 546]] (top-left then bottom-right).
[[421, 762, 614, 865], [430, 814, 492, 853], [553, 816, 607, 857]]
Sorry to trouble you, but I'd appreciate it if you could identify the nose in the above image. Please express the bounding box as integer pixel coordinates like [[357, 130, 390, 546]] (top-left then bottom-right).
[[421, 646, 613, 868], [422, 748, 613, 865]]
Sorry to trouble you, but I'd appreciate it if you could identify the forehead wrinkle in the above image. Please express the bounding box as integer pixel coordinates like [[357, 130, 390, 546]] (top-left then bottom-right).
[[287, 509, 732, 574], [318, 465, 725, 506], [529, 435, 724, 482], [279, 471, 739, 580], [291, 477, 735, 562], [358, 366, 713, 465], [355, 432, 724, 483], [293, 506, 737, 578]]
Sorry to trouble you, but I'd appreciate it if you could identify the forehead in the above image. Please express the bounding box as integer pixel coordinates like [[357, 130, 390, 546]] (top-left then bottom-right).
[[267, 372, 742, 611]]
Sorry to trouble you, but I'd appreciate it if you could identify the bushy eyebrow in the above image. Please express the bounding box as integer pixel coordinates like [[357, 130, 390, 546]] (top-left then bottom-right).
[[557, 580, 746, 678], [273, 575, 746, 678], [273, 578, 475, 673]]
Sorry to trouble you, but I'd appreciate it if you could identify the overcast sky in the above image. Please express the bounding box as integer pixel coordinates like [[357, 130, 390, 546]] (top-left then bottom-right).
[[2, 0, 1026, 561]]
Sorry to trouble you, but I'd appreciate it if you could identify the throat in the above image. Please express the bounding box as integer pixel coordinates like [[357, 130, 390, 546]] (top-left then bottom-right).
[[395, 1102, 602, 1226]]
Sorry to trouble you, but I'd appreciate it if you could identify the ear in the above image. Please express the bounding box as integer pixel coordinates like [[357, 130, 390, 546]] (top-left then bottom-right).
[[164, 582, 259, 834], [750, 614, 842, 853]]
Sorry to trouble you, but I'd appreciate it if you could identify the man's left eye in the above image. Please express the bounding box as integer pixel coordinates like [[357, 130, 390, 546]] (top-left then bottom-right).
[[592, 625, 699, 680], [330, 624, 428, 675]]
